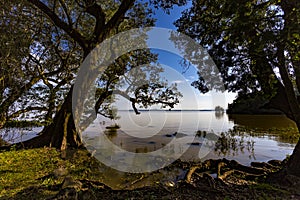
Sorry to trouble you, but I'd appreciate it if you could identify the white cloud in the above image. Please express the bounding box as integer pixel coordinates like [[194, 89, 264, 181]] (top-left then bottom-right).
[[171, 80, 185, 84]]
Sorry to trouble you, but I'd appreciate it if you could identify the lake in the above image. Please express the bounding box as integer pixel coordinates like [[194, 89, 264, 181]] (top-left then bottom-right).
[[81, 111, 298, 167], [1, 111, 298, 167]]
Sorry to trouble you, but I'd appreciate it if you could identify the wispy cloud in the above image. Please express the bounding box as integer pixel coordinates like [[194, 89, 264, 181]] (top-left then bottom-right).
[[171, 80, 185, 84]]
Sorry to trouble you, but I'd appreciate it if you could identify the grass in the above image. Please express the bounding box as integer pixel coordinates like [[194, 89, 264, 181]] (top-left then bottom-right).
[[0, 147, 156, 199], [0, 148, 105, 199], [0, 138, 297, 199], [0, 148, 61, 198], [252, 183, 287, 193]]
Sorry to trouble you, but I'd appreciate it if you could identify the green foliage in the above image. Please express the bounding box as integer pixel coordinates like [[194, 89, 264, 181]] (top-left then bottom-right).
[[227, 92, 275, 114], [0, 0, 80, 126], [4, 120, 44, 128], [0, 0, 186, 132], [175, 0, 299, 99]]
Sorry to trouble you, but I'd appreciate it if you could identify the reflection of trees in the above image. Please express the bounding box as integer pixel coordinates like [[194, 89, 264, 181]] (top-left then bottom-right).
[[214, 111, 224, 120], [246, 127, 298, 145], [196, 129, 255, 158], [215, 106, 225, 119], [214, 131, 255, 158], [229, 119, 299, 144], [104, 128, 118, 140]]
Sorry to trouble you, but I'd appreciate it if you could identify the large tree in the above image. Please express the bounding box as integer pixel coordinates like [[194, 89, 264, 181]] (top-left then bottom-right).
[[0, 0, 80, 129], [175, 0, 300, 177], [1, 0, 186, 150]]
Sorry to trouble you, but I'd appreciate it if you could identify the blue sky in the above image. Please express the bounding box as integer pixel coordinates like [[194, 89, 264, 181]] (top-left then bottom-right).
[[151, 4, 236, 109], [153, 4, 188, 29]]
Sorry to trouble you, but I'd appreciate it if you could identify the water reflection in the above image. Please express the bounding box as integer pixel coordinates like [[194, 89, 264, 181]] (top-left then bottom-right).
[[82, 111, 297, 166], [1, 111, 297, 166], [228, 114, 297, 130], [229, 115, 299, 144], [104, 127, 118, 140], [0, 127, 42, 144], [215, 111, 225, 120], [214, 131, 255, 158]]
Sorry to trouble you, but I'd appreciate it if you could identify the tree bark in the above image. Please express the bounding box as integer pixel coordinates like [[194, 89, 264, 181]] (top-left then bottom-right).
[[0, 113, 6, 129], [271, 0, 300, 178], [286, 137, 300, 177], [272, 49, 300, 178], [16, 87, 82, 150]]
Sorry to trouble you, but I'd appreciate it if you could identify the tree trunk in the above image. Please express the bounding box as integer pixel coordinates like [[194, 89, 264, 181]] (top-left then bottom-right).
[[0, 113, 6, 129], [286, 141, 300, 176], [2, 0, 136, 151], [16, 87, 82, 150], [279, 0, 300, 178], [286, 121, 300, 177]]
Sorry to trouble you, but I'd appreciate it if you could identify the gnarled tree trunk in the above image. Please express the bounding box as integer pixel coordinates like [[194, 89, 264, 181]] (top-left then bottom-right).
[[286, 140, 300, 177], [15, 0, 135, 151], [17, 87, 82, 150], [286, 121, 300, 177]]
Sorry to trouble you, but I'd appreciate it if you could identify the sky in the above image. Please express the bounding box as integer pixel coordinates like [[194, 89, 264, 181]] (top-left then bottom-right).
[[154, 4, 236, 109], [114, 3, 237, 110]]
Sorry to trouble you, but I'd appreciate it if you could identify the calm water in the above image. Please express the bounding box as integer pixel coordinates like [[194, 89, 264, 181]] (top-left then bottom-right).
[[82, 111, 298, 166], [1, 111, 297, 166]]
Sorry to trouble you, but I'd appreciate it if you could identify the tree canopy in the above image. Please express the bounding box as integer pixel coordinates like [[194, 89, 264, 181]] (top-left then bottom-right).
[[0, 0, 188, 150]]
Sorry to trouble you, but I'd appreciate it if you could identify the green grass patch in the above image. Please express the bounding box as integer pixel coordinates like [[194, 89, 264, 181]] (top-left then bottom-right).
[[0, 147, 149, 199], [0, 148, 61, 198], [0, 147, 295, 200]]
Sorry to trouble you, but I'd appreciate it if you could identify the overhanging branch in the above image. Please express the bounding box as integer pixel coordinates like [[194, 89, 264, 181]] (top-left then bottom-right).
[[114, 89, 176, 114], [27, 0, 88, 50], [8, 106, 48, 119]]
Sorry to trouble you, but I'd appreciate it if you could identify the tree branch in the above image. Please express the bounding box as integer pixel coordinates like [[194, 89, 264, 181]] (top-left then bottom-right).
[[27, 0, 88, 50], [1, 76, 41, 111], [58, 0, 73, 26], [113, 89, 140, 114], [114, 89, 177, 114], [8, 106, 48, 119], [277, 44, 300, 123], [99, 0, 135, 42], [84, 2, 106, 42]]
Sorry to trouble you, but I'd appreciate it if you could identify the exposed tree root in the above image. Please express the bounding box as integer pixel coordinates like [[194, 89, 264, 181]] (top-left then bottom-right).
[[184, 158, 283, 185], [43, 157, 297, 200]]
